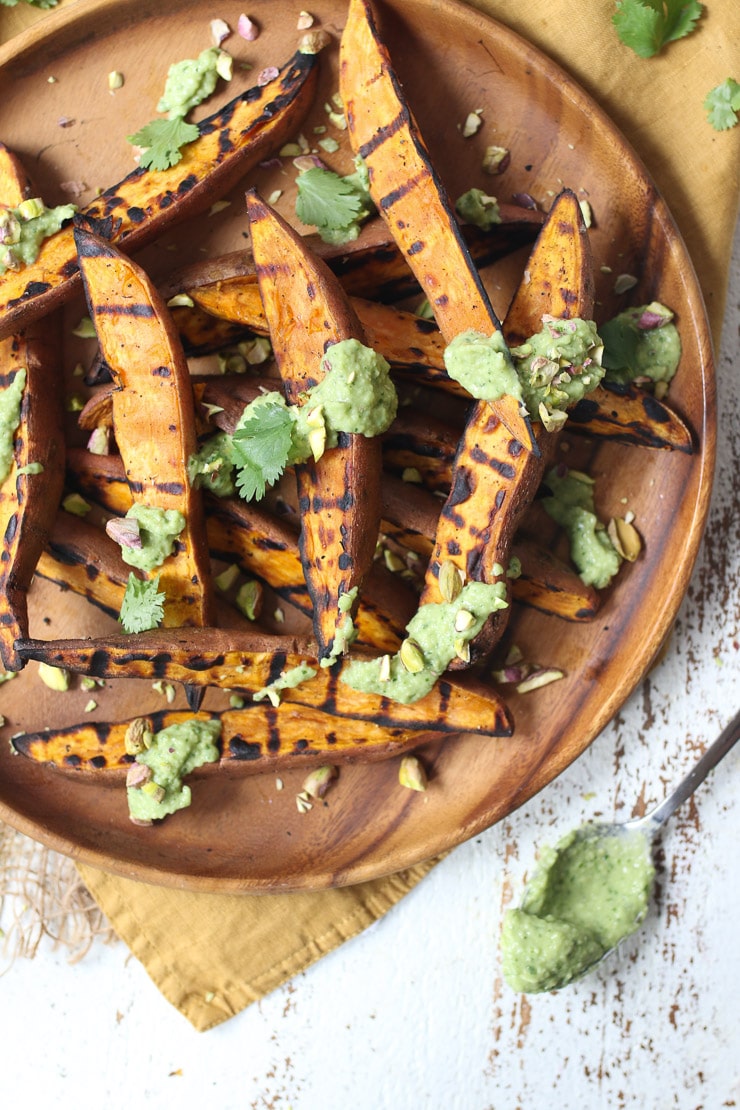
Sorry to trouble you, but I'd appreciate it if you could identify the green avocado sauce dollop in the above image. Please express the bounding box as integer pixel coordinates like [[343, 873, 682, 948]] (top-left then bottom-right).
[[342, 580, 508, 705], [541, 467, 622, 589], [0, 367, 25, 483], [157, 47, 224, 118], [444, 316, 604, 422], [501, 826, 655, 993], [127, 718, 221, 824], [0, 201, 77, 275], [600, 302, 681, 386], [120, 503, 186, 572]]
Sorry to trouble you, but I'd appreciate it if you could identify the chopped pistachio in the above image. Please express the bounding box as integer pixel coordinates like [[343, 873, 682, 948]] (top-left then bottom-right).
[[210, 17, 231, 46], [327, 110, 347, 130], [229, 694, 245, 709], [318, 136, 340, 154], [482, 144, 510, 175], [214, 564, 240, 593], [275, 777, 284, 791], [607, 517, 642, 562], [515, 668, 565, 694], [383, 549, 405, 574], [401, 467, 422, 484], [302, 764, 337, 799], [108, 71, 124, 91], [274, 607, 285, 624], [438, 560, 463, 603], [295, 791, 313, 813], [209, 200, 231, 216], [83, 699, 97, 713], [215, 51, 233, 82], [140, 780, 166, 803], [80, 676, 103, 692], [17, 462, 44, 476], [38, 662, 70, 692], [64, 475, 91, 503], [454, 637, 471, 664], [166, 293, 194, 308], [72, 316, 97, 339], [399, 638, 425, 674], [461, 110, 482, 138], [66, 394, 85, 413], [124, 717, 153, 755], [235, 579, 262, 621], [267, 189, 283, 205], [244, 337, 272, 365], [614, 273, 638, 294], [152, 680, 176, 703], [399, 755, 427, 792], [297, 10, 315, 29], [87, 425, 110, 455], [378, 654, 392, 682], [126, 762, 152, 788], [454, 609, 475, 633], [17, 197, 45, 221], [279, 142, 303, 157]]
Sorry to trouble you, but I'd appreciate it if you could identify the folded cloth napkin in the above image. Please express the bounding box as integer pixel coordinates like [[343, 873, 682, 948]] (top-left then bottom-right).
[[2, 0, 738, 1031]]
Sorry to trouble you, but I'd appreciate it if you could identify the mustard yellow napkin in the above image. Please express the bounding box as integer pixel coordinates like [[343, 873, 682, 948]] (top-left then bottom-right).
[[4, 0, 739, 1032]]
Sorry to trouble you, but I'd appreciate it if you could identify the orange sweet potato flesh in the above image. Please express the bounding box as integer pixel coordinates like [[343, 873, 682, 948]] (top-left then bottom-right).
[[246, 192, 383, 658], [0, 147, 65, 669], [0, 52, 319, 342], [16, 627, 512, 738], [340, 0, 532, 450], [163, 261, 692, 453], [75, 229, 214, 627], [421, 190, 595, 665], [11, 705, 447, 778]]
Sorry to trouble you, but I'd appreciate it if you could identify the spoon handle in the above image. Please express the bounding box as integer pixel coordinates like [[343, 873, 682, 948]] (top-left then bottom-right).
[[647, 706, 740, 828]]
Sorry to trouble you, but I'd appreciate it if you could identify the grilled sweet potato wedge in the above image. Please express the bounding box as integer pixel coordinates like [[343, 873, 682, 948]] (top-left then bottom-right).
[[340, 0, 532, 450], [16, 627, 512, 737], [246, 192, 384, 658], [75, 228, 214, 628], [0, 52, 319, 341], [0, 148, 65, 669], [420, 190, 595, 665], [11, 705, 448, 778]]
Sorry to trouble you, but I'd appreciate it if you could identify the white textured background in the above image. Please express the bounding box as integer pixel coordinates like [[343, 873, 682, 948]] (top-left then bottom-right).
[[1, 228, 738, 1110]]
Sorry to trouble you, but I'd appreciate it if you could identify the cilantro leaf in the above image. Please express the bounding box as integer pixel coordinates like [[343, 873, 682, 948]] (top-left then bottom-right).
[[599, 316, 641, 382], [612, 0, 703, 59], [296, 167, 365, 231], [704, 78, 740, 131], [231, 395, 296, 502], [127, 117, 200, 172], [119, 573, 166, 634]]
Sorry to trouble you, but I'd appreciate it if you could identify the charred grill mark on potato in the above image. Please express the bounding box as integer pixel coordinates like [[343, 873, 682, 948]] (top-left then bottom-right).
[[0, 52, 319, 340], [246, 192, 383, 658]]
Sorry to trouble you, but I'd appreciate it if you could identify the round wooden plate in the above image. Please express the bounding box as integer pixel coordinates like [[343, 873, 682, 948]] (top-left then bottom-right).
[[0, 0, 715, 891]]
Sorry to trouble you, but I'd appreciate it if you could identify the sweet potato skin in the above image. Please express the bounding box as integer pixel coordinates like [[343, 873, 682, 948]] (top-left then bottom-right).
[[0, 52, 319, 341], [247, 192, 383, 658], [10, 706, 447, 778], [0, 146, 65, 669], [75, 229, 214, 628]]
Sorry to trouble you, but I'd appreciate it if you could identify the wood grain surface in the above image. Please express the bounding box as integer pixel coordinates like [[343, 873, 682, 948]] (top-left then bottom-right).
[[0, 0, 715, 890]]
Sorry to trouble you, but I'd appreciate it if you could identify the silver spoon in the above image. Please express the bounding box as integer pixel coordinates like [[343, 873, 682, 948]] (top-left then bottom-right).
[[505, 707, 740, 992], [569, 706, 740, 977]]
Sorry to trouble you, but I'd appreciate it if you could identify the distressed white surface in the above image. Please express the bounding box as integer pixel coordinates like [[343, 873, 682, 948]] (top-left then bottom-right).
[[1, 229, 739, 1110]]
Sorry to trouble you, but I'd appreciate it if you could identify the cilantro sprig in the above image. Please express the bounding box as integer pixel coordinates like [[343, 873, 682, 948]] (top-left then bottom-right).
[[612, 0, 703, 59], [295, 157, 374, 244], [231, 395, 297, 502], [704, 79, 740, 131], [127, 46, 230, 171], [119, 573, 166, 634], [127, 118, 200, 173]]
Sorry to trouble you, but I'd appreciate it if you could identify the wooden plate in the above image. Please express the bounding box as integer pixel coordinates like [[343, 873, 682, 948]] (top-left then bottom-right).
[[0, 0, 715, 891]]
